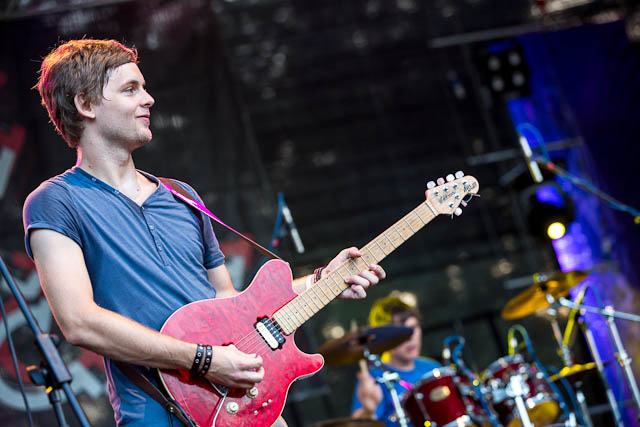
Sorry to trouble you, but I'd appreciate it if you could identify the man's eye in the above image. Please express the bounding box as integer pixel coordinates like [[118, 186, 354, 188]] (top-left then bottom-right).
[[124, 87, 134, 92]]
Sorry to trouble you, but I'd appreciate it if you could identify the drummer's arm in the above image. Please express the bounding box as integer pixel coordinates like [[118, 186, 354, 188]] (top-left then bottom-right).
[[352, 370, 382, 419]]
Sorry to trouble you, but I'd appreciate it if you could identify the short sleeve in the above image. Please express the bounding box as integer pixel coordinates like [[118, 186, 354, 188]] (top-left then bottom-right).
[[22, 180, 82, 259], [171, 180, 225, 269]]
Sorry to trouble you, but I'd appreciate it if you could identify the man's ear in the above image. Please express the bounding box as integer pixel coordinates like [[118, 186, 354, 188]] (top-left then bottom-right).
[[74, 93, 96, 119]]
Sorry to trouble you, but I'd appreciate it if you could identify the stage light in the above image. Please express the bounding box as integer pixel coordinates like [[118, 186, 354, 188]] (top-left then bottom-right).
[[547, 222, 566, 239], [521, 182, 574, 240]]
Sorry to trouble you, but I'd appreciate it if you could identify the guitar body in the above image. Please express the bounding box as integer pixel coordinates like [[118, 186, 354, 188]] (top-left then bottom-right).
[[159, 259, 324, 427]]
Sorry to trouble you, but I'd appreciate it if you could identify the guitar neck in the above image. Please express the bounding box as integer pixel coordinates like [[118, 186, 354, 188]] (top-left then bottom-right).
[[273, 200, 438, 335]]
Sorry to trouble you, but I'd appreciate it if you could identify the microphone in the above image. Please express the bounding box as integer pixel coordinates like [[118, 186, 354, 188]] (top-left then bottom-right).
[[280, 196, 305, 254], [518, 135, 543, 183]]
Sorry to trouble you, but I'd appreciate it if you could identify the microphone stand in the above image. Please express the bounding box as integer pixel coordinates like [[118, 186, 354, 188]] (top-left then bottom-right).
[[0, 256, 90, 427], [555, 296, 640, 420]]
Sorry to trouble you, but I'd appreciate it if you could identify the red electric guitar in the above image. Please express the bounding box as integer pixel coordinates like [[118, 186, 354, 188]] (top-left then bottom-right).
[[158, 173, 479, 426]]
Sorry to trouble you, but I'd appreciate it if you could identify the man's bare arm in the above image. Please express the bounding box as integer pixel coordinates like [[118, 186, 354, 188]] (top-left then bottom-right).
[[30, 228, 263, 388]]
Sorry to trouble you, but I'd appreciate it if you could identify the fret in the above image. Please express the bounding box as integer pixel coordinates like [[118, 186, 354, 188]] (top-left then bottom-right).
[[280, 313, 295, 334], [306, 287, 323, 310], [402, 217, 417, 233], [275, 312, 294, 333], [327, 274, 345, 295], [413, 209, 427, 225], [373, 239, 389, 256], [296, 297, 314, 318], [364, 246, 380, 264], [393, 225, 407, 242], [384, 233, 397, 249], [333, 267, 347, 282], [316, 282, 332, 302], [286, 303, 305, 325]]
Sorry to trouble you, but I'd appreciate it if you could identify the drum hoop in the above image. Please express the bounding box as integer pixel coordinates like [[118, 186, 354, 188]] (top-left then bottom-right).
[[483, 354, 524, 377], [415, 366, 456, 384]]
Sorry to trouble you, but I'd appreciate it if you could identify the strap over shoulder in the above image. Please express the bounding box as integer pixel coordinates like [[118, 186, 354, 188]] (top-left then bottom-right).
[[158, 177, 281, 261]]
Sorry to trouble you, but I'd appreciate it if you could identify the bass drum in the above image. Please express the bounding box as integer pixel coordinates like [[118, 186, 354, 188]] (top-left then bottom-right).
[[483, 354, 560, 427], [310, 418, 385, 427]]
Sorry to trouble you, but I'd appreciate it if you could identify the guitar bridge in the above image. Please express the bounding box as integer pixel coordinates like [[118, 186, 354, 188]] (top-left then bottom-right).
[[255, 318, 285, 350]]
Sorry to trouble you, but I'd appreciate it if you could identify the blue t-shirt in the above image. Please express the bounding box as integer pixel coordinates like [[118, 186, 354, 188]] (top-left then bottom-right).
[[351, 357, 441, 427], [23, 167, 225, 426]]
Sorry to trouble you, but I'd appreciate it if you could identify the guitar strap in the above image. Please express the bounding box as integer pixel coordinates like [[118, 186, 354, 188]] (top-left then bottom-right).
[[158, 177, 281, 261], [115, 178, 281, 426], [113, 361, 197, 427]]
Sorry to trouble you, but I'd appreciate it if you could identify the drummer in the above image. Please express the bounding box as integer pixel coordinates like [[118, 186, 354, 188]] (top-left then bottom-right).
[[351, 294, 440, 425]]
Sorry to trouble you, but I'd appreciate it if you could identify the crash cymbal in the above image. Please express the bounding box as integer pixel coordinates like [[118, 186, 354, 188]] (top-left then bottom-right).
[[502, 271, 588, 320], [317, 325, 413, 366], [549, 362, 597, 382]]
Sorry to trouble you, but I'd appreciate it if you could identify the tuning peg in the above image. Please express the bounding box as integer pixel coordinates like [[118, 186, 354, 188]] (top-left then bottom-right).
[[455, 171, 464, 179], [427, 181, 436, 189], [446, 174, 454, 182], [436, 177, 445, 185], [460, 200, 468, 207], [454, 208, 463, 216]]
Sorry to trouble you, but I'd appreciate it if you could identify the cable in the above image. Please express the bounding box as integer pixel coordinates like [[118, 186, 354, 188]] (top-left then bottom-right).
[[445, 335, 501, 427], [0, 287, 34, 427], [546, 364, 586, 426], [507, 325, 572, 422]]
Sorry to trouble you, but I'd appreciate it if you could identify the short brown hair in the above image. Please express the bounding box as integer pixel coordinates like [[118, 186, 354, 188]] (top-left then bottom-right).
[[36, 39, 138, 147]]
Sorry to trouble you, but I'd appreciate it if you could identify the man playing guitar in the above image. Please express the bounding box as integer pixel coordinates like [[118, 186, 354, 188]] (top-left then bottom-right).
[[23, 39, 386, 426]]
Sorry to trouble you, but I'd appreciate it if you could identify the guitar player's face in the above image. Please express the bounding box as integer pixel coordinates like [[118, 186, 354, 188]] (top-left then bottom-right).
[[390, 315, 422, 362], [91, 62, 155, 150]]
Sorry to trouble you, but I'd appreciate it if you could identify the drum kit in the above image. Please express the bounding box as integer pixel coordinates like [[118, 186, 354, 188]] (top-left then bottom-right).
[[315, 271, 640, 427]]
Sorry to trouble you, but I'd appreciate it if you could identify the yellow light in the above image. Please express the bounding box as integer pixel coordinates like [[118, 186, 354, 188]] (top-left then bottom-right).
[[547, 222, 566, 239], [423, 422, 431, 427]]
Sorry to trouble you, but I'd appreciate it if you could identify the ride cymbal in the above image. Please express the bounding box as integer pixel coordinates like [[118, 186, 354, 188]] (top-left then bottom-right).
[[317, 325, 413, 365], [502, 271, 587, 320]]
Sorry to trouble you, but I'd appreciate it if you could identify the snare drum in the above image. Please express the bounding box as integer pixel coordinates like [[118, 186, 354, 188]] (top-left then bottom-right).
[[482, 354, 560, 427], [402, 366, 474, 427]]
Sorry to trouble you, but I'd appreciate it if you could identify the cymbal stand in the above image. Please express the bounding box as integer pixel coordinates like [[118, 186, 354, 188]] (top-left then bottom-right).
[[507, 373, 533, 427], [364, 349, 409, 427], [558, 297, 640, 422], [546, 303, 593, 427]]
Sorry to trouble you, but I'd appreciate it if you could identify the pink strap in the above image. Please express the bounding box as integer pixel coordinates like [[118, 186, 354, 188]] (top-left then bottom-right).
[[160, 181, 281, 261]]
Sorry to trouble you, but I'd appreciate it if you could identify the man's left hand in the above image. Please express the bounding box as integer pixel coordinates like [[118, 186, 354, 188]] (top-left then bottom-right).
[[323, 247, 386, 299]]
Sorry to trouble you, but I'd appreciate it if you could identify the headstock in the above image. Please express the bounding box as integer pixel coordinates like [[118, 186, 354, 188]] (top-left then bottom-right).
[[425, 171, 479, 216]]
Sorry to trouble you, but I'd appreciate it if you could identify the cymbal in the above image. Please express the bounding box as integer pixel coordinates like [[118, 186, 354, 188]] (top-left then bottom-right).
[[317, 325, 413, 366], [502, 271, 588, 320], [549, 362, 597, 382]]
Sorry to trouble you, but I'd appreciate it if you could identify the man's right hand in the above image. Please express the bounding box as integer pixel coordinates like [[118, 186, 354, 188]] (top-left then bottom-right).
[[356, 370, 383, 417], [205, 344, 264, 388]]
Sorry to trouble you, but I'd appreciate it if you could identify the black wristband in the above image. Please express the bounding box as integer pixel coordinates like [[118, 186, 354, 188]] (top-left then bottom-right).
[[198, 345, 213, 377], [313, 267, 325, 283], [190, 344, 204, 376]]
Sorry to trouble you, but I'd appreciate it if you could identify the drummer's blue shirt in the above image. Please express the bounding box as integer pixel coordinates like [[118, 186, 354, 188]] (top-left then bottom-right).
[[23, 167, 225, 426], [351, 357, 441, 427]]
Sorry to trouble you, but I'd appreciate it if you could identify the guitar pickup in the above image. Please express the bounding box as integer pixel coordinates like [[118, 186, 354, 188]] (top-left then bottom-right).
[[255, 318, 285, 350]]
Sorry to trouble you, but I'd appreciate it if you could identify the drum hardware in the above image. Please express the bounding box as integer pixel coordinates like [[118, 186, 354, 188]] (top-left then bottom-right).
[[555, 297, 640, 422], [482, 353, 561, 427], [363, 349, 411, 427]]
